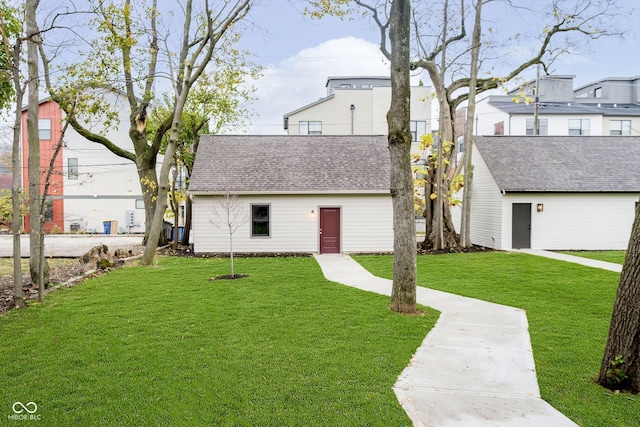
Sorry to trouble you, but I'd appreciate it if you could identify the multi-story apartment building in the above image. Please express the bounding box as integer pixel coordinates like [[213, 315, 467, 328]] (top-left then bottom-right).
[[283, 76, 432, 153], [21, 92, 148, 234], [473, 75, 640, 136]]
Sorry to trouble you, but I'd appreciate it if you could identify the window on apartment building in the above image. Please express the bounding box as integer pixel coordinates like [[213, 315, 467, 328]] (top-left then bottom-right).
[[525, 118, 548, 135], [610, 120, 631, 135], [39, 119, 51, 140], [568, 119, 590, 135], [410, 121, 427, 142], [299, 121, 322, 135], [44, 199, 53, 222], [594, 87, 602, 98], [251, 204, 270, 237], [135, 199, 145, 209], [68, 158, 78, 180], [494, 121, 504, 135]]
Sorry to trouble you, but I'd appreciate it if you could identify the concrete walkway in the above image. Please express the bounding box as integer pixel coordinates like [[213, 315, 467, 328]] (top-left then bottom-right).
[[313, 254, 577, 427], [518, 249, 622, 273], [0, 235, 144, 257]]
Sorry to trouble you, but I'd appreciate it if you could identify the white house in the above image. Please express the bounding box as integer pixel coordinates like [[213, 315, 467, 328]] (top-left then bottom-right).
[[21, 92, 150, 234], [466, 135, 640, 250], [473, 75, 640, 137], [283, 76, 432, 154], [188, 135, 394, 254]]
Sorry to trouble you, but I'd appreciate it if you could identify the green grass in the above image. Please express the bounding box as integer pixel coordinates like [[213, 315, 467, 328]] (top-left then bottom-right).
[[0, 256, 436, 426], [0, 258, 77, 276], [559, 250, 626, 265], [354, 252, 638, 427]]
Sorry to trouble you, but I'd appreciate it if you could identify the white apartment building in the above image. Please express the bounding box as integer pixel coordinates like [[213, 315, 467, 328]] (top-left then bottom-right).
[[473, 75, 640, 137], [283, 76, 432, 153], [22, 92, 154, 234]]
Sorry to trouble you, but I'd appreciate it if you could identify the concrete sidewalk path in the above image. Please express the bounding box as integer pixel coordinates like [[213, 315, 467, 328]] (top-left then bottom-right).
[[314, 254, 577, 427], [0, 235, 144, 258], [518, 249, 622, 273]]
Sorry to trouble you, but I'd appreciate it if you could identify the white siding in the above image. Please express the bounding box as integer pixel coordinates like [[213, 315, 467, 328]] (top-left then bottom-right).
[[502, 193, 638, 250], [287, 85, 431, 138], [61, 91, 149, 233], [468, 145, 504, 248], [474, 101, 511, 135], [192, 194, 393, 253]]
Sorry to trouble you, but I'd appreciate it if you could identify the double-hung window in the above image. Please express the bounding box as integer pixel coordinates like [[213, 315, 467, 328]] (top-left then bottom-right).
[[39, 119, 51, 140], [299, 121, 322, 135], [68, 158, 78, 180], [251, 204, 270, 237], [525, 118, 548, 135], [610, 120, 631, 136], [568, 119, 590, 136], [410, 121, 427, 142]]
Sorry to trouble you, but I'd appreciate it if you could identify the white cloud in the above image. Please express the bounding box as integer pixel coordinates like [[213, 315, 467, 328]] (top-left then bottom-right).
[[243, 37, 391, 135]]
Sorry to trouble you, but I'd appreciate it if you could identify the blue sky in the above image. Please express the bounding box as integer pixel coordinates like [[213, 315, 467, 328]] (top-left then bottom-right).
[[238, 0, 640, 134]]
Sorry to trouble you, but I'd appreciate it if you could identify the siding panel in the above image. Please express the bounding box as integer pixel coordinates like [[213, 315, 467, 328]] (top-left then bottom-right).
[[193, 194, 393, 253], [469, 146, 504, 248]]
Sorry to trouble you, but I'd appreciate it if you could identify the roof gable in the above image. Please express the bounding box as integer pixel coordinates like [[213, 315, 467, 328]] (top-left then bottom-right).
[[475, 136, 640, 192], [189, 135, 391, 194]]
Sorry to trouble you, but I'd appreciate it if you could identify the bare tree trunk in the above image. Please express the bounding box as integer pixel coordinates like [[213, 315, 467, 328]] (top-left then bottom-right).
[[170, 162, 179, 249], [26, 0, 47, 300], [180, 132, 202, 247], [597, 201, 640, 393], [388, 0, 417, 314], [140, 0, 251, 265], [460, 0, 483, 248], [11, 37, 24, 308], [229, 230, 235, 278]]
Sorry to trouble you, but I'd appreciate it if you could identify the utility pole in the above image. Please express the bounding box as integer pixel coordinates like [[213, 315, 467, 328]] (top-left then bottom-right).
[[533, 64, 540, 135]]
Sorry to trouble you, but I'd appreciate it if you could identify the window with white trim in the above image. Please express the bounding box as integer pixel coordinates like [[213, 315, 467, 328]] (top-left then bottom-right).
[[525, 118, 548, 135], [568, 119, 590, 136], [299, 121, 322, 135], [39, 119, 51, 140], [68, 158, 78, 180], [251, 204, 270, 237], [410, 121, 427, 142], [610, 120, 631, 136]]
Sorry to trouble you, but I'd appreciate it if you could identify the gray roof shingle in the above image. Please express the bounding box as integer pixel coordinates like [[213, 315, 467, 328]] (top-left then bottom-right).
[[189, 135, 391, 194], [489, 101, 640, 117], [475, 136, 640, 192]]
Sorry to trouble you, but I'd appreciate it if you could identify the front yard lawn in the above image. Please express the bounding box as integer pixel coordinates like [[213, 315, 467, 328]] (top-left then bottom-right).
[[0, 256, 436, 426], [354, 252, 637, 427], [559, 250, 626, 264]]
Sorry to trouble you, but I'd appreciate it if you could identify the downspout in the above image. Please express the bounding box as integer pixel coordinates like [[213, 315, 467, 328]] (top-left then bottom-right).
[[508, 113, 512, 135], [350, 104, 355, 134]]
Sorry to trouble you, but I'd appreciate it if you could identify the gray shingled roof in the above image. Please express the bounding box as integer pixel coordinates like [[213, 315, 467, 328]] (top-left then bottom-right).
[[189, 135, 391, 194], [490, 101, 640, 117], [475, 136, 640, 192]]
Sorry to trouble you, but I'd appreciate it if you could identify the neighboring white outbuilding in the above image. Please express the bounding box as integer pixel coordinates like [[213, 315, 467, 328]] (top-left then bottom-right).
[[466, 136, 640, 250], [188, 135, 393, 254]]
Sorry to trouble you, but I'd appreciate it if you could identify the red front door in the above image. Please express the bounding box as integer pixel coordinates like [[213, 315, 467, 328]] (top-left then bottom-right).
[[320, 208, 340, 254]]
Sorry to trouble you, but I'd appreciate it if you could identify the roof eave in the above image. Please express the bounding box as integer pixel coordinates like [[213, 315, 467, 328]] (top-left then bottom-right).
[[189, 189, 390, 196]]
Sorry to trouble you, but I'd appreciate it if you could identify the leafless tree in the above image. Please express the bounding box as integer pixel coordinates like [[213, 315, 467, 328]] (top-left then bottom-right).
[[210, 190, 248, 278]]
